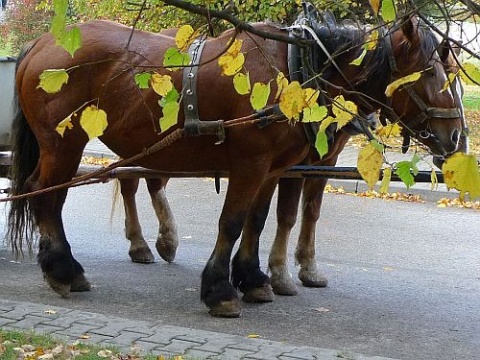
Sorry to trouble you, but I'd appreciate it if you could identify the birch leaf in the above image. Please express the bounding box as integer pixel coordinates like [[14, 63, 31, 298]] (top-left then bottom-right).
[[38, 69, 69, 94], [218, 39, 244, 76], [385, 71, 422, 97], [303, 104, 328, 123], [358, 142, 383, 189], [175, 25, 195, 51], [315, 130, 329, 158], [369, 0, 381, 16], [380, 0, 396, 23], [57, 26, 82, 57], [440, 72, 458, 93], [250, 82, 270, 110], [135, 72, 152, 89], [56, 114, 73, 137], [279, 81, 306, 120], [380, 167, 392, 193], [275, 72, 289, 101], [442, 152, 480, 200], [151, 73, 173, 97], [79, 105, 108, 140], [376, 123, 402, 137], [159, 100, 179, 132], [460, 62, 480, 85], [431, 168, 438, 191], [163, 47, 191, 71], [233, 72, 251, 95]]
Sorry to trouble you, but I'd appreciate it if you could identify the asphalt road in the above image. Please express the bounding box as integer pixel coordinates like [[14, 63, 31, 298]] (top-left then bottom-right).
[[0, 178, 479, 360]]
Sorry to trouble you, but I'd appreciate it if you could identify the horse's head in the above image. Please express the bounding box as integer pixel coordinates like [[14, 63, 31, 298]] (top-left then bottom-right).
[[387, 16, 464, 157]]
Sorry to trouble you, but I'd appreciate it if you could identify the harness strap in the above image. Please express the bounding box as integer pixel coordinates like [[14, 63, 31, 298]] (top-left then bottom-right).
[[182, 39, 225, 144]]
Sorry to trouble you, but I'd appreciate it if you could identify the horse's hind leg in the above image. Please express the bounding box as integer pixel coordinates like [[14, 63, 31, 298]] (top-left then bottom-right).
[[120, 178, 155, 263], [146, 177, 178, 263], [268, 177, 304, 295], [30, 151, 90, 296], [295, 178, 329, 288]]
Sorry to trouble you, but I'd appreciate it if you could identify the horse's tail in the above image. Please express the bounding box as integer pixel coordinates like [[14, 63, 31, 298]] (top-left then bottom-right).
[[6, 41, 40, 257]]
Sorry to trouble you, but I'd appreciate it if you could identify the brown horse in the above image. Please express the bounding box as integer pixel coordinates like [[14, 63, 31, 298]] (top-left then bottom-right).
[[8, 16, 463, 317], [118, 21, 468, 296]]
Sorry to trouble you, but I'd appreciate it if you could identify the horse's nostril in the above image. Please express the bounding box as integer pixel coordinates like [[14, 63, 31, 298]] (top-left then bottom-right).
[[451, 129, 460, 144]]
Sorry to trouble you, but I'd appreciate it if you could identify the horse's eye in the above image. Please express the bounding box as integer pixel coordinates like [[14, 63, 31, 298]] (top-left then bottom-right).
[[425, 67, 437, 77]]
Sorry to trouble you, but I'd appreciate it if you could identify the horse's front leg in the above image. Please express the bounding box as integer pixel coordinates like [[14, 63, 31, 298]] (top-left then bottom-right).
[[201, 172, 267, 318], [146, 177, 178, 263], [268, 177, 305, 295], [232, 177, 279, 303], [120, 178, 155, 263]]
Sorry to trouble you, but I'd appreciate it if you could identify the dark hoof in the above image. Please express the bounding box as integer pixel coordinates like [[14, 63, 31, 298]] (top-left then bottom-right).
[[242, 284, 275, 303], [43, 274, 71, 298], [129, 247, 155, 264], [208, 299, 242, 318], [71, 273, 92, 292], [156, 239, 177, 263]]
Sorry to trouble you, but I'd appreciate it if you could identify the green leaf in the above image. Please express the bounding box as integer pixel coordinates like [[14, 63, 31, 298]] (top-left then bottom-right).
[[57, 26, 82, 57], [380, 0, 396, 22], [53, 0, 68, 14], [159, 88, 180, 107], [51, 14, 66, 40], [163, 47, 191, 71], [79, 105, 108, 140], [135, 73, 152, 89], [460, 63, 480, 85], [159, 101, 179, 132], [350, 49, 367, 66], [395, 161, 415, 189], [250, 82, 271, 111], [315, 130, 329, 158], [233, 72, 251, 95], [37, 69, 69, 93], [303, 104, 328, 122]]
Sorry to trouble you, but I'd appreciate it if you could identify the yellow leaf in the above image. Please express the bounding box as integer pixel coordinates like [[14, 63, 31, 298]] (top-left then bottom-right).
[[56, 115, 73, 137], [233, 72, 251, 95], [247, 334, 260, 338], [97, 349, 113, 358], [380, 167, 392, 193], [332, 95, 357, 129], [364, 30, 378, 51], [79, 106, 108, 140], [79, 334, 91, 339], [175, 25, 195, 51], [350, 49, 367, 66], [43, 309, 58, 315], [376, 123, 402, 138], [460, 62, 480, 85], [279, 81, 306, 120], [250, 82, 271, 110], [440, 72, 458, 93], [218, 39, 244, 76], [275, 72, 289, 101], [303, 104, 328, 123], [37, 69, 69, 94], [431, 168, 438, 191], [151, 73, 174, 97], [357, 142, 384, 189], [304, 88, 319, 108], [385, 71, 422, 97], [442, 152, 480, 200], [369, 0, 380, 16], [319, 115, 335, 132]]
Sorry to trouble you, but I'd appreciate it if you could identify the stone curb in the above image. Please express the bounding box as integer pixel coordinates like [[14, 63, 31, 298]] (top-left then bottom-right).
[[0, 299, 398, 360]]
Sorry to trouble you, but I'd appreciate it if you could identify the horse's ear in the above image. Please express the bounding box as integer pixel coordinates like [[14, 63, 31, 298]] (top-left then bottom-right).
[[438, 40, 451, 63], [401, 15, 419, 44]]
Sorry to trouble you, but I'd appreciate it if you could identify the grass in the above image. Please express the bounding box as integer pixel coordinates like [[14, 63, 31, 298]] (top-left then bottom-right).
[[0, 329, 186, 360]]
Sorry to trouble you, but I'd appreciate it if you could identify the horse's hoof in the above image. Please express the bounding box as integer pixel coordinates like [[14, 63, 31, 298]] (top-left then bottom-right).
[[129, 247, 155, 263], [71, 273, 92, 292], [156, 237, 178, 263], [208, 299, 242, 318], [242, 284, 275, 303], [44, 275, 71, 298], [299, 267, 328, 288], [270, 267, 298, 296]]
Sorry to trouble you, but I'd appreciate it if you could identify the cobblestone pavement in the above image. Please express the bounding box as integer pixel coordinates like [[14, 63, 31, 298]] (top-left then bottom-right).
[[0, 299, 397, 360]]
